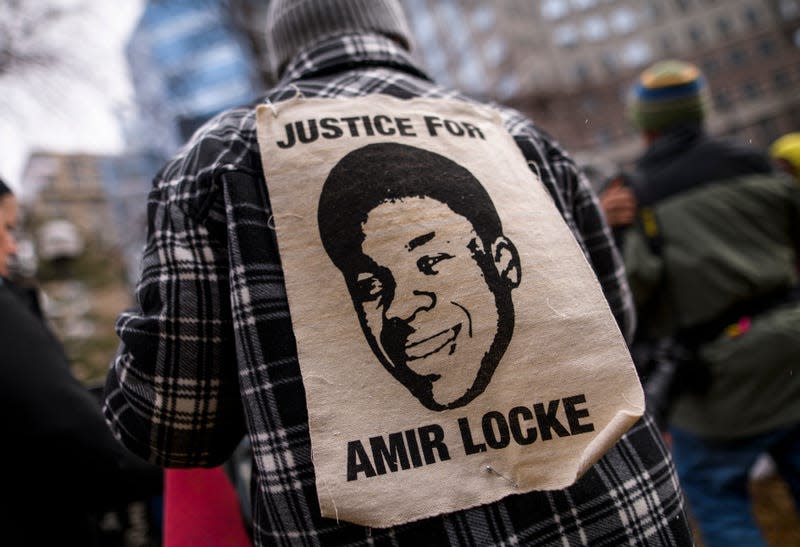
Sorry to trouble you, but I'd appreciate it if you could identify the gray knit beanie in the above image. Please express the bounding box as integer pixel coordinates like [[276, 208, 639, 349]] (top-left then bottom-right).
[[265, 0, 413, 79]]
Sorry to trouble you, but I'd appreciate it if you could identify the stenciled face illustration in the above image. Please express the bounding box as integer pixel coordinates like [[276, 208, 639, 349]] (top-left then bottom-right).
[[318, 142, 521, 411], [348, 196, 520, 410]]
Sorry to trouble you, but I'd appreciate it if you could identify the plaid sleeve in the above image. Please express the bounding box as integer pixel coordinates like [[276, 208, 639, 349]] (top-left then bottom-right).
[[103, 167, 245, 467]]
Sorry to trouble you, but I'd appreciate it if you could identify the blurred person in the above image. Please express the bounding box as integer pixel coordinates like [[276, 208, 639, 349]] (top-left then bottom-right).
[[770, 132, 800, 181], [0, 178, 19, 279], [0, 178, 162, 545], [103, 2, 692, 545], [620, 60, 800, 547]]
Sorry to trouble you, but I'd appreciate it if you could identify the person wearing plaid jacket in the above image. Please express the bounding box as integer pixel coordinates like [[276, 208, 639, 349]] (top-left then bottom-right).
[[104, 1, 692, 545]]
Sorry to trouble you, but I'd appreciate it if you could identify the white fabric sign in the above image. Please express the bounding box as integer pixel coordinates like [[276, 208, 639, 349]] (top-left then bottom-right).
[[255, 95, 643, 528]]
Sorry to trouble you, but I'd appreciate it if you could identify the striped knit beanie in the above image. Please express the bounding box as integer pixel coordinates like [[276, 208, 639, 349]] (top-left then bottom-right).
[[628, 60, 709, 133], [265, 0, 413, 80]]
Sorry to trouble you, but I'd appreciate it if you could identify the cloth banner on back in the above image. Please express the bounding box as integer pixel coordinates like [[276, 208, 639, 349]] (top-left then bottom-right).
[[255, 95, 643, 528]]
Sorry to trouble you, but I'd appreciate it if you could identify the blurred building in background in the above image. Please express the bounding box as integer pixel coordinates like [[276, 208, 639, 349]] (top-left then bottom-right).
[[99, 152, 164, 283], [18, 151, 144, 380], [403, 0, 520, 100], [111, 0, 269, 282], [21, 151, 161, 282], [23, 152, 118, 249], [22, 0, 797, 286], [403, 0, 800, 168], [121, 0, 800, 172], [124, 0, 263, 154]]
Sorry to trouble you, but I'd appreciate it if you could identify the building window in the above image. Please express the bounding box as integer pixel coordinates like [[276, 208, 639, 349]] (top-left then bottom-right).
[[716, 16, 732, 38], [757, 38, 777, 57], [410, 10, 436, 46], [729, 47, 748, 66], [610, 7, 638, 34], [542, 0, 569, 20], [675, 0, 691, 12], [458, 58, 486, 94], [442, 2, 469, 51], [714, 90, 731, 111], [602, 52, 618, 74], [742, 80, 760, 99], [773, 70, 791, 89], [583, 16, 609, 41], [424, 47, 447, 76], [779, 0, 800, 19], [702, 57, 720, 75], [496, 74, 519, 100], [68, 159, 87, 187], [794, 28, 800, 48], [743, 6, 761, 28], [688, 24, 705, 45], [554, 24, 580, 47], [660, 34, 673, 54], [575, 62, 591, 83], [471, 5, 495, 31], [621, 40, 652, 67], [484, 38, 506, 65], [44, 175, 58, 191], [645, 2, 661, 22]]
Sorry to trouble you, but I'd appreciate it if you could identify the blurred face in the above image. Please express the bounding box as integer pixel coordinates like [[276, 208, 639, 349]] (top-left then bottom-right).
[[347, 196, 519, 410], [0, 194, 19, 277]]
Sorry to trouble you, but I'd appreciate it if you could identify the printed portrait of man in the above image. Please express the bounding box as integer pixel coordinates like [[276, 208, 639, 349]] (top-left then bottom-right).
[[318, 143, 521, 411]]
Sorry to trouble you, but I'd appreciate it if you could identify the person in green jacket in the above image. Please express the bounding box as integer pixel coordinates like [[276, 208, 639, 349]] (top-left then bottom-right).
[[615, 60, 800, 547]]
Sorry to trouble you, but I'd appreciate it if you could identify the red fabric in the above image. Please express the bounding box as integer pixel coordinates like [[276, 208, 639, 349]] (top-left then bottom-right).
[[164, 468, 251, 547]]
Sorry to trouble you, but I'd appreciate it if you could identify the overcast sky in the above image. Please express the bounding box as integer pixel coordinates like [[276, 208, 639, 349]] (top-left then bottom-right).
[[0, 0, 144, 195]]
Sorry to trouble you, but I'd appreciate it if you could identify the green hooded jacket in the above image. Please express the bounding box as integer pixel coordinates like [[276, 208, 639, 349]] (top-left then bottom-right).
[[624, 173, 800, 438]]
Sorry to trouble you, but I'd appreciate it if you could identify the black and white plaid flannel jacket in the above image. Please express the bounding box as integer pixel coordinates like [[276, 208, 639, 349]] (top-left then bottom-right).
[[104, 34, 692, 546]]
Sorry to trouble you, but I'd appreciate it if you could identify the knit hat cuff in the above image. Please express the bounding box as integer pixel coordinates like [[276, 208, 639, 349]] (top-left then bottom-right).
[[266, 0, 412, 79], [629, 91, 710, 132], [628, 61, 710, 132]]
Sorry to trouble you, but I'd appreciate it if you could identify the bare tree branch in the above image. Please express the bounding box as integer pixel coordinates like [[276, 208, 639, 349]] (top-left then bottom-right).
[[0, 0, 85, 76]]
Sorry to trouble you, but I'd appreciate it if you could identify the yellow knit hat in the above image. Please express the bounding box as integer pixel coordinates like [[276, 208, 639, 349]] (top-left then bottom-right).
[[770, 133, 800, 177]]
